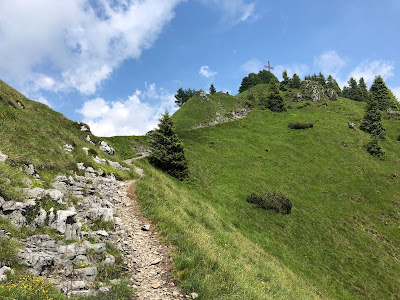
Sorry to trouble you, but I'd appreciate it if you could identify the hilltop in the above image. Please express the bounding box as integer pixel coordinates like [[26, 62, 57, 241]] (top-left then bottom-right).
[[1, 76, 400, 299]]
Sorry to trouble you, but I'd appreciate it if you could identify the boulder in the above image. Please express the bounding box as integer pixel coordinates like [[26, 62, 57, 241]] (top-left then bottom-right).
[[0, 150, 8, 163], [18, 249, 55, 275], [327, 88, 338, 101], [87, 208, 114, 222], [25, 163, 37, 176], [65, 222, 82, 240], [73, 266, 97, 282], [348, 122, 356, 130], [63, 144, 74, 154], [51, 210, 77, 234], [99, 141, 115, 156], [107, 160, 129, 171], [80, 125, 89, 132], [82, 147, 89, 155], [8, 211, 26, 227], [93, 156, 106, 165], [198, 90, 210, 101]]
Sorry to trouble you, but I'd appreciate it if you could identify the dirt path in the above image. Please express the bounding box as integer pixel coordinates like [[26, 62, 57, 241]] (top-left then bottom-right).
[[115, 168, 184, 300]]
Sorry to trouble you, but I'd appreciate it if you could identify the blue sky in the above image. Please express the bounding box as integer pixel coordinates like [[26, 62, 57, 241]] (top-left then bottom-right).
[[0, 0, 399, 136]]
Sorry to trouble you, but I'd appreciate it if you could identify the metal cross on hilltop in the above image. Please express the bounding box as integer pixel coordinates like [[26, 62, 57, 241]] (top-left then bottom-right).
[[264, 61, 274, 72]]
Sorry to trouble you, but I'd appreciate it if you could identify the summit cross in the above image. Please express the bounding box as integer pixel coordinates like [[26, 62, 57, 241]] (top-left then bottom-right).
[[264, 61, 274, 72]]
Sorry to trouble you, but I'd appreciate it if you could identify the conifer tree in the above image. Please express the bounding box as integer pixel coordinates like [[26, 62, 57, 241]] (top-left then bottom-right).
[[327, 75, 342, 96], [209, 84, 216, 95], [317, 72, 326, 87], [149, 112, 189, 180], [266, 82, 286, 112], [174, 88, 197, 107], [360, 94, 386, 140], [366, 134, 385, 157], [370, 75, 398, 110], [347, 77, 363, 101], [290, 73, 301, 88], [358, 77, 369, 101], [280, 70, 291, 91]]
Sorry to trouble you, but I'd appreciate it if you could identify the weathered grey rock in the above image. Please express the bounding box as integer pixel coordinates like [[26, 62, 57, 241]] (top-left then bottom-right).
[[387, 108, 400, 116], [348, 122, 356, 130], [141, 224, 151, 231], [0, 150, 8, 163], [0, 266, 11, 276], [77, 163, 86, 171], [73, 266, 97, 282], [299, 80, 329, 103], [198, 90, 210, 101], [32, 208, 47, 228], [72, 255, 90, 265], [82, 147, 89, 155], [0, 275, 6, 282], [18, 249, 54, 275], [99, 141, 115, 156], [191, 292, 199, 299], [2, 201, 24, 212], [0, 229, 11, 239], [25, 163, 37, 175], [327, 88, 338, 101], [63, 144, 74, 154], [86, 167, 95, 173], [52, 210, 77, 234], [65, 222, 82, 240], [8, 211, 26, 227], [102, 254, 115, 266], [86, 243, 106, 253], [23, 188, 65, 203], [87, 208, 114, 222], [80, 125, 90, 132], [59, 243, 87, 260], [93, 156, 106, 165], [107, 160, 129, 171]]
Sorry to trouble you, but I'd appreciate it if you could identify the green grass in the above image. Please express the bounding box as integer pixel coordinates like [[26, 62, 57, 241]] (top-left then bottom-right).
[[135, 90, 400, 299]]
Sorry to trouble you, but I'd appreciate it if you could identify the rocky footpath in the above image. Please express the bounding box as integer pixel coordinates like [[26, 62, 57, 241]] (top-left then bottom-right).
[[0, 158, 190, 298]]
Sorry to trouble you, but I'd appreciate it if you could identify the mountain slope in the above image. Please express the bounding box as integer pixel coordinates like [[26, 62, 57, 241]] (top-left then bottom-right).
[[134, 87, 400, 299]]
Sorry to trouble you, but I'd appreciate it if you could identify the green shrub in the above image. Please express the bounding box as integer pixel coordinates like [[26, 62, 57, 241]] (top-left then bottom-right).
[[247, 192, 292, 214], [88, 148, 98, 157], [288, 122, 313, 129], [0, 238, 20, 266]]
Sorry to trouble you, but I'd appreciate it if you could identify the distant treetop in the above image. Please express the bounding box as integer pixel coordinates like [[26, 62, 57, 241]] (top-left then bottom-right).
[[239, 70, 278, 93]]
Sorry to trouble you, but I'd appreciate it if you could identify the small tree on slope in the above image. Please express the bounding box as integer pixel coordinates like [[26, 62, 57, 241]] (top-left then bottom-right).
[[149, 112, 189, 180], [360, 94, 386, 140], [266, 82, 286, 112]]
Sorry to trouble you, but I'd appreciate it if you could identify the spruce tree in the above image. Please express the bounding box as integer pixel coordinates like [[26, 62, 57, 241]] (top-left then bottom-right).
[[317, 72, 326, 87], [327, 75, 342, 96], [347, 77, 363, 101], [370, 75, 398, 110], [358, 77, 369, 101], [149, 112, 189, 180], [290, 73, 301, 88], [366, 134, 384, 157], [266, 83, 286, 112], [360, 94, 386, 140], [280, 70, 291, 91], [174, 88, 197, 107], [210, 84, 216, 95]]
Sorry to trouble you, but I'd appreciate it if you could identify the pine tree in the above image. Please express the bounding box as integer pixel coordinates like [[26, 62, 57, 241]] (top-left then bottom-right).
[[280, 70, 291, 91], [266, 83, 286, 112], [358, 77, 369, 101], [149, 112, 189, 180], [210, 84, 216, 95], [290, 73, 301, 88], [370, 75, 399, 110], [174, 88, 197, 107], [360, 94, 386, 140], [347, 77, 363, 101], [326, 75, 342, 96], [366, 134, 384, 157], [317, 72, 326, 87]]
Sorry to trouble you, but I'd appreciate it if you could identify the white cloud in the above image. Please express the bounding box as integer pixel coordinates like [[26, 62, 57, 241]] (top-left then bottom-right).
[[76, 83, 177, 136], [241, 59, 263, 74], [200, 0, 256, 24], [314, 50, 346, 77], [349, 60, 395, 85], [0, 0, 182, 95], [392, 87, 400, 101], [273, 64, 309, 80], [36, 96, 52, 107], [199, 66, 217, 78]]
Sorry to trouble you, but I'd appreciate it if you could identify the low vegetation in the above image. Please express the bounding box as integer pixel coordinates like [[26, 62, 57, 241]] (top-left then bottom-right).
[[247, 192, 292, 214]]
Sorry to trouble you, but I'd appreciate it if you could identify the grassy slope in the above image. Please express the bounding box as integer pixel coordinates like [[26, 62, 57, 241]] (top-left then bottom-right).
[[135, 87, 400, 299], [0, 80, 141, 198]]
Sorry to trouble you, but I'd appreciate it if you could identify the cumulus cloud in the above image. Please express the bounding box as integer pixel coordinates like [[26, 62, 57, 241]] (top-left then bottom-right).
[[76, 83, 177, 136], [314, 50, 346, 77], [349, 60, 395, 85], [0, 0, 182, 95], [200, 0, 256, 24], [199, 66, 217, 78], [240, 59, 263, 74]]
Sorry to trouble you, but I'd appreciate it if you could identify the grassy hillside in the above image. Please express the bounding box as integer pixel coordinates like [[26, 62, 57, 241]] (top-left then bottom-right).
[[133, 86, 400, 299]]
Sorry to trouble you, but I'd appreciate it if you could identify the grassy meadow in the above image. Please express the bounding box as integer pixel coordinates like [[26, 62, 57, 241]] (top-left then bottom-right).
[[132, 89, 400, 299]]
